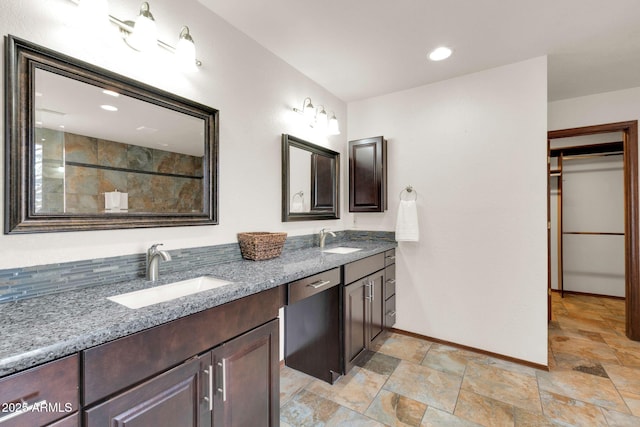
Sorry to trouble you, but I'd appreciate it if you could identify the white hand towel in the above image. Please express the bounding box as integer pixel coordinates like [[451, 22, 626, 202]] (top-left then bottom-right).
[[395, 200, 419, 242]]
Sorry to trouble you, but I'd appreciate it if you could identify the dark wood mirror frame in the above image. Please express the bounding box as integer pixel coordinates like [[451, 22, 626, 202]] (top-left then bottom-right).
[[282, 134, 340, 222], [4, 35, 219, 233]]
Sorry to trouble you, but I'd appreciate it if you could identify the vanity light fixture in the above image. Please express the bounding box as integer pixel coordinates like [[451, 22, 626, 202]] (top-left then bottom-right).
[[293, 97, 340, 136], [328, 112, 340, 135], [428, 46, 452, 61], [175, 26, 197, 71], [71, 0, 202, 69], [124, 2, 158, 52]]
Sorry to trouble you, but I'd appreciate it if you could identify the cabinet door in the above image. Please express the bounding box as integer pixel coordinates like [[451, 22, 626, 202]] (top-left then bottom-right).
[[344, 279, 367, 372], [212, 319, 279, 427], [0, 355, 78, 427], [84, 357, 204, 427], [349, 136, 387, 212], [367, 271, 385, 346]]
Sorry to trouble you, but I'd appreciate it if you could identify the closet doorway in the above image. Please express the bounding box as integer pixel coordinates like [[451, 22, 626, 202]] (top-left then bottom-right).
[[548, 121, 639, 341]]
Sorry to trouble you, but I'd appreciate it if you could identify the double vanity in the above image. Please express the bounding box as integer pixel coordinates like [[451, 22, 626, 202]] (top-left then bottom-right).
[[0, 239, 396, 426]]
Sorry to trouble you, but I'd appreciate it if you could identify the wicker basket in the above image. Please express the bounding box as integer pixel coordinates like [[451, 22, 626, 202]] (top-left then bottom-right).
[[237, 232, 288, 261]]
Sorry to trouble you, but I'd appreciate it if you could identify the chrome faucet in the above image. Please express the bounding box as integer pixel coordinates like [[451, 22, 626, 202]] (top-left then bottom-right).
[[319, 228, 336, 249], [146, 243, 172, 281]]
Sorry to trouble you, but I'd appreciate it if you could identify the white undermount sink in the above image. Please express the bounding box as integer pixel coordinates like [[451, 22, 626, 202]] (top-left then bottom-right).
[[107, 276, 232, 309], [322, 247, 362, 254]]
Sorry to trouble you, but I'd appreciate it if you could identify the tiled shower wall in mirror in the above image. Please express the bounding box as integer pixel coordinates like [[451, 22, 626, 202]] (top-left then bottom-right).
[[35, 129, 203, 214]]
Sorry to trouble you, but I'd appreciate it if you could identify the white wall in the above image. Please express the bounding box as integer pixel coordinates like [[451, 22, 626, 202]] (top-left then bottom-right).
[[549, 86, 640, 131], [348, 57, 549, 365], [0, 0, 347, 269]]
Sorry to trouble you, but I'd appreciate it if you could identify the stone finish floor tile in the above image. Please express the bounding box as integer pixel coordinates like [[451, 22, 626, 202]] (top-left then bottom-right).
[[280, 294, 640, 426], [461, 361, 542, 413], [355, 349, 402, 376], [384, 360, 463, 413], [326, 406, 386, 426], [280, 365, 315, 406], [601, 408, 640, 427], [365, 389, 427, 427], [539, 389, 608, 426], [372, 332, 433, 363], [421, 343, 489, 376], [306, 365, 387, 413], [280, 389, 341, 426], [453, 389, 514, 427], [537, 369, 629, 413], [420, 407, 484, 427]]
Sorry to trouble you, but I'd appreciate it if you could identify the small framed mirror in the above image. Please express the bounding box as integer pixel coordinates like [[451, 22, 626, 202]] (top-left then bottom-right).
[[282, 134, 340, 221], [4, 35, 219, 233]]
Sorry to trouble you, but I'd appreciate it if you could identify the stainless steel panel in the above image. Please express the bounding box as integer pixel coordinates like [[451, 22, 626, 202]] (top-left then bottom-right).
[[287, 268, 341, 304]]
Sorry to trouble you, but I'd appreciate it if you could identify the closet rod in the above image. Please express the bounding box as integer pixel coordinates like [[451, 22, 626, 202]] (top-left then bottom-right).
[[562, 151, 623, 161], [563, 231, 624, 236]]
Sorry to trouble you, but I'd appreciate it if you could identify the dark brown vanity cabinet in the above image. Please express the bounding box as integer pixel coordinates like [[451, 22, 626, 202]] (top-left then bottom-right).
[[0, 354, 79, 427], [343, 253, 386, 372], [384, 249, 397, 328], [85, 319, 279, 427], [82, 287, 281, 427], [349, 136, 387, 212]]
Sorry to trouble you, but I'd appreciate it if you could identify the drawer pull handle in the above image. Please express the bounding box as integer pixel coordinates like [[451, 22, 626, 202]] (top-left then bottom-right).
[[386, 279, 396, 284], [387, 310, 396, 317], [217, 359, 227, 402], [386, 255, 396, 261], [0, 399, 47, 424], [308, 280, 331, 289], [203, 365, 213, 411]]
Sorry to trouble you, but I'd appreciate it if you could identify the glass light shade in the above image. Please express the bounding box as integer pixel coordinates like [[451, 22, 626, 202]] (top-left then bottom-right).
[[127, 3, 158, 52], [176, 27, 197, 71], [328, 114, 340, 135], [302, 98, 315, 121], [316, 107, 328, 129]]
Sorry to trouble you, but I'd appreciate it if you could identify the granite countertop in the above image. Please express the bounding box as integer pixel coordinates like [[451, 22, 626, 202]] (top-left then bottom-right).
[[0, 240, 396, 377]]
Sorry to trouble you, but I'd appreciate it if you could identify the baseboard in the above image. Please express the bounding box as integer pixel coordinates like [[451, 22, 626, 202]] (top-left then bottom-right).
[[389, 328, 549, 372], [551, 289, 625, 300]]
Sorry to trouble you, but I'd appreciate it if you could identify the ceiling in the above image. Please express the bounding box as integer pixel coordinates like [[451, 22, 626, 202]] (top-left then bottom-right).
[[197, 0, 640, 103]]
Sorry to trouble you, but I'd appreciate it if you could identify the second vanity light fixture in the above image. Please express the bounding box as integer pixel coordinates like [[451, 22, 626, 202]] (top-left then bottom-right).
[[75, 0, 201, 70], [293, 97, 340, 135]]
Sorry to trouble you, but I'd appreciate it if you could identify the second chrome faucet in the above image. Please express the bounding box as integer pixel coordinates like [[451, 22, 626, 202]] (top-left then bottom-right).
[[319, 228, 336, 249], [146, 243, 172, 281]]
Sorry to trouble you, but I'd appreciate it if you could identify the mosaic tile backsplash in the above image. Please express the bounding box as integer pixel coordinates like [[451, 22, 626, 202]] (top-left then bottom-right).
[[0, 231, 394, 303]]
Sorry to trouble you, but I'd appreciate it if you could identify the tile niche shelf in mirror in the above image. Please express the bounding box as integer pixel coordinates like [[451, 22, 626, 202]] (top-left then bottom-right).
[[4, 35, 219, 233]]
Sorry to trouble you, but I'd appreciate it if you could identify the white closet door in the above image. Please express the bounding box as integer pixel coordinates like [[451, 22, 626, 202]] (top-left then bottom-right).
[[562, 154, 624, 297]]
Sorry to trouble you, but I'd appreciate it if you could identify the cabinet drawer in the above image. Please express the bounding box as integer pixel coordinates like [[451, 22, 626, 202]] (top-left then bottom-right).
[[288, 267, 340, 304], [0, 354, 79, 427], [385, 295, 397, 328], [384, 249, 396, 266], [384, 264, 396, 300], [344, 253, 385, 284]]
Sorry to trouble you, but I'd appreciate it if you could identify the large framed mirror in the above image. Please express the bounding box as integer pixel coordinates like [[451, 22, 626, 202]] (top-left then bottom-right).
[[4, 35, 219, 233], [282, 134, 340, 221]]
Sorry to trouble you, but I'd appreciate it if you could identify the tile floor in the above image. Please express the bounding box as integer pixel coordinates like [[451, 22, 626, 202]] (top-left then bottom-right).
[[279, 293, 640, 426]]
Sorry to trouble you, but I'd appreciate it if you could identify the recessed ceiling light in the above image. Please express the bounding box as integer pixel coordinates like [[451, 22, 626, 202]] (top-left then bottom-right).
[[102, 89, 120, 97], [428, 46, 452, 61], [100, 104, 119, 112]]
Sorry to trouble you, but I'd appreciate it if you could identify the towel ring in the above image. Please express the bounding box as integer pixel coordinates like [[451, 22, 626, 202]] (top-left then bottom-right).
[[400, 186, 418, 201], [292, 191, 304, 201]]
